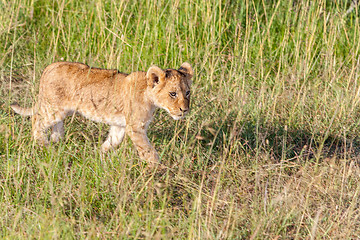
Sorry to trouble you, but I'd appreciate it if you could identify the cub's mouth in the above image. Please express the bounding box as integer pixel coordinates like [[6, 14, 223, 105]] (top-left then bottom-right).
[[163, 107, 189, 120], [170, 111, 189, 120], [171, 114, 184, 120]]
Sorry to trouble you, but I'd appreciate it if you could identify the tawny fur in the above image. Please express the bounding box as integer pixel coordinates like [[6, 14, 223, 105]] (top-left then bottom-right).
[[11, 61, 193, 164]]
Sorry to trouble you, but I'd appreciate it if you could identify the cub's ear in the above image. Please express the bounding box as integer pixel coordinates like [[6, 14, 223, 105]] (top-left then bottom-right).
[[147, 65, 165, 87], [178, 62, 194, 79]]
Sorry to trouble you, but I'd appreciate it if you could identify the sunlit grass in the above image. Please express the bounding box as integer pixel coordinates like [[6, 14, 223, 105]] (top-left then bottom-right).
[[1, 0, 360, 238]]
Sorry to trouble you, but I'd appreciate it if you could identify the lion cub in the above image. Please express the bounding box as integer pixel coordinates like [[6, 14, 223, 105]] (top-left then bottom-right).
[[11, 62, 193, 164]]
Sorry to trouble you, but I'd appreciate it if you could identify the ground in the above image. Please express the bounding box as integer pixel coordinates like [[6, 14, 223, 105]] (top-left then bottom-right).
[[1, 0, 360, 238]]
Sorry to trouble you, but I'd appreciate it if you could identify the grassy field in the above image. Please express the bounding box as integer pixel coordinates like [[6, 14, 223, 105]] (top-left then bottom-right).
[[1, 0, 360, 238]]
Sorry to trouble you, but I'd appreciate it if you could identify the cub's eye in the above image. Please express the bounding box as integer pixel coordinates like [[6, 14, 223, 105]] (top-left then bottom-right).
[[169, 92, 177, 98], [186, 91, 190, 97]]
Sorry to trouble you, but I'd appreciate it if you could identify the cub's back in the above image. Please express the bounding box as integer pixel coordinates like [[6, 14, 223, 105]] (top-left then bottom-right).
[[38, 62, 128, 104], [41, 62, 125, 84]]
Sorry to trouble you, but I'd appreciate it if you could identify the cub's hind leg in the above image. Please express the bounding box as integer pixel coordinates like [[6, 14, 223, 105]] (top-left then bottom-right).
[[101, 126, 126, 152], [32, 112, 50, 146], [50, 121, 64, 142], [32, 105, 66, 146]]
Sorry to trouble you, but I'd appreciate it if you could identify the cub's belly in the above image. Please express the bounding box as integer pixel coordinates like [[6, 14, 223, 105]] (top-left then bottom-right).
[[76, 110, 126, 126]]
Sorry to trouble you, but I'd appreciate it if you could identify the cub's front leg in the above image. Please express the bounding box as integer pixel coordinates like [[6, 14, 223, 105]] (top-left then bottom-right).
[[126, 124, 159, 165], [101, 125, 126, 152]]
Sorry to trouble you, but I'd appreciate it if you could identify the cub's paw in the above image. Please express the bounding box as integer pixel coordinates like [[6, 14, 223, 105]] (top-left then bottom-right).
[[101, 141, 112, 152]]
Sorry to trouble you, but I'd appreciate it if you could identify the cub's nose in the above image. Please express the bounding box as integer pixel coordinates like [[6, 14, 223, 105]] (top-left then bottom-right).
[[180, 107, 189, 113]]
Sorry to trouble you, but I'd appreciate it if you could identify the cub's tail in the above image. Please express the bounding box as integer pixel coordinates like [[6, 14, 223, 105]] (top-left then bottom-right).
[[10, 102, 34, 116]]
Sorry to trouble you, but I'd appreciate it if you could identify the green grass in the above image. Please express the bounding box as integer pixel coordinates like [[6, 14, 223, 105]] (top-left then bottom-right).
[[1, 0, 360, 238]]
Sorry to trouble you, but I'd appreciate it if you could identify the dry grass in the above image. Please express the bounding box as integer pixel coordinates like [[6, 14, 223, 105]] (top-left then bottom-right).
[[1, 0, 360, 238]]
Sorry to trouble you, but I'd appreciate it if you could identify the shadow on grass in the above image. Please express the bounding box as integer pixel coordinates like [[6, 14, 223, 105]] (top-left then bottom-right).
[[151, 111, 360, 164], [235, 120, 360, 161]]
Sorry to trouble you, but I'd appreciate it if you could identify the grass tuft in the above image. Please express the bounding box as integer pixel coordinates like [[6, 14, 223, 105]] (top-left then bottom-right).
[[1, 0, 360, 238]]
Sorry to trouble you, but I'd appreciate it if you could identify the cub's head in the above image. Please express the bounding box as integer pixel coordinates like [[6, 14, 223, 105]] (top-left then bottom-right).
[[146, 62, 193, 120]]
